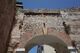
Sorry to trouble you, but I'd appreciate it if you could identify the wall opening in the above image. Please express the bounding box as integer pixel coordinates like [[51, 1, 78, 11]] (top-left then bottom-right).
[[28, 44, 56, 53]]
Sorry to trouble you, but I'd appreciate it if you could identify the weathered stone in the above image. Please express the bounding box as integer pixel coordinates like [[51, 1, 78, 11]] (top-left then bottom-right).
[[8, 8, 80, 53]]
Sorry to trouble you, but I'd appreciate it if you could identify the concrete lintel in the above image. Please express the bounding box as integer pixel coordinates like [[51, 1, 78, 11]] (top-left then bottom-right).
[[68, 46, 78, 53], [15, 48, 25, 51], [68, 46, 76, 49]]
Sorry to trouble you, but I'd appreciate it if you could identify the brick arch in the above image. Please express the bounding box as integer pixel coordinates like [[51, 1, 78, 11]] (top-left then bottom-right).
[[55, 33, 72, 46], [22, 35, 70, 53], [47, 27, 72, 46], [19, 30, 72, 48]]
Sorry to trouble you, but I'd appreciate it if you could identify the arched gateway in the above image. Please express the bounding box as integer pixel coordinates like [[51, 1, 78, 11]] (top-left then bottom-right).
[[17, 28, 72, 53], [24, 35, 69, 53], [7, 9, 78, 53]]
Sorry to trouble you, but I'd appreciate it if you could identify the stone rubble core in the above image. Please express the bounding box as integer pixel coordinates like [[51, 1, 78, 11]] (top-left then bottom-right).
[[8, 8, 80, 53]]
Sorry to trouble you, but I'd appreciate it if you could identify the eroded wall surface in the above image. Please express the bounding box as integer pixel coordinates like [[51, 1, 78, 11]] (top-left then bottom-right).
[[8, 9, 80, 52]]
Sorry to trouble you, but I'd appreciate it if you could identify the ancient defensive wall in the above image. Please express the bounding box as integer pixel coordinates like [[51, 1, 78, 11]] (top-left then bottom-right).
[[8, 8, 80, 53]]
